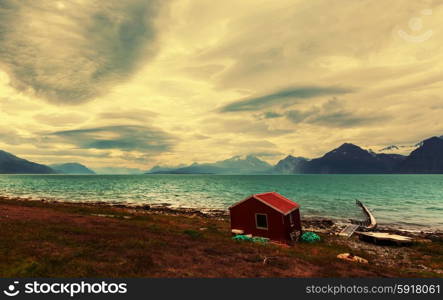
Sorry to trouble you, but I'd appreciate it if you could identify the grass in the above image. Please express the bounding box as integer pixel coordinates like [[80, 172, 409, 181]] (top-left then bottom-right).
[[0, 198, 442, 278]]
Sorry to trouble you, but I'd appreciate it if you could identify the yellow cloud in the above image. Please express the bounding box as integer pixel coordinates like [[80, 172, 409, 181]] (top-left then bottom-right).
[[1, 0, 443, 169]]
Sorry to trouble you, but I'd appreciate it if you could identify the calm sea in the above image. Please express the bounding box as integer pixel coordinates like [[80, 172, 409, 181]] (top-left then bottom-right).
[[1, 174, 442, 230]]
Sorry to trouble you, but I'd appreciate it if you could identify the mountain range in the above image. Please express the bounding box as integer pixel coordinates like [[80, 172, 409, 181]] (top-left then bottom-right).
[[146, 155, 272, 174], [1, 135, 443, 174], [93, 167, 145, 175], [273, 136, 443, 174], [50, 163, 96, 175], [289, 143, 406, 174], [148, 136, 443, 174]]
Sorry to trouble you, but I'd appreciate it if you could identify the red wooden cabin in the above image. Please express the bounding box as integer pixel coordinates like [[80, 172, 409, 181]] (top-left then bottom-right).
[[229, 192, 302, 242]]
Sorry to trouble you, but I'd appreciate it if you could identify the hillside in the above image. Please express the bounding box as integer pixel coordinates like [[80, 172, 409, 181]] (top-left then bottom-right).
[[50, 163, 96, 175], [0, 150, 55, 174], [397, 137, 443, 173], [302, 143, 406, 174], [273, 155, 308, 174]]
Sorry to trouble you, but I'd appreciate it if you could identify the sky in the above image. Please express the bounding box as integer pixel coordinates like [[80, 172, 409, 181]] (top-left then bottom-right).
[[1, 0, 443, 170]]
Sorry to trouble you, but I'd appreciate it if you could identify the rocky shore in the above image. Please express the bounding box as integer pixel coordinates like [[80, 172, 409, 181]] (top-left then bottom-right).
[[1, 195, 442, 242], [1, 194, 442, 277]]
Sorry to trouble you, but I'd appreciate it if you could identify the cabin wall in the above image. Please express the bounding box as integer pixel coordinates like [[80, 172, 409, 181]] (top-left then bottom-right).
[[282, 209, 302, 240], [293, 209, 302, 231], [229, 198, 289, 241]]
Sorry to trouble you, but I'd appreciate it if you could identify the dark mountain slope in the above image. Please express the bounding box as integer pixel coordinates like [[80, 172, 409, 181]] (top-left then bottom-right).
[[397, 137, 443, 173], [50, 163, 95, 174], [272, 155, 308, 174], [0, 150, 55, 174], [302, 143, 405, 174]]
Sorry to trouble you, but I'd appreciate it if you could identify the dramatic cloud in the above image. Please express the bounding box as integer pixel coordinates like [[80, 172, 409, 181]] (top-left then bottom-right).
[[205, 118, 292, 137], [219, 86, 353, 112], [0, 128, 35, 145], [201, 0, 439, 92], [50, 125, 175, 152], [1, 1, 443, 168], [0, 0, 168, 104], [33, 112, 89, 127], [285, 98, 387, 128], [98, 109, 158, 123], [244, 151, 284, 159], [261, 112, 284, 119]]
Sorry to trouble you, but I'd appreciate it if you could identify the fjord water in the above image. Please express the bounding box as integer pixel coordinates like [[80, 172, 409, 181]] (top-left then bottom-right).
[[1, 174, 442, 230]]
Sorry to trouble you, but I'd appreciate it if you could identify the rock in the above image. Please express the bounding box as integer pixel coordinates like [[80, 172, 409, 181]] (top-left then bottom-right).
[[425, 233, 443, 242], [337, 253, 369, 264], [414, 238, 432, 243], [113, 204, 127, 208], [141, 205, 151, 210]]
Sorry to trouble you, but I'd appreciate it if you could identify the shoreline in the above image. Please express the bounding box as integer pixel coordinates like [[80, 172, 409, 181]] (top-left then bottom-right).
[[1, 195, 442, 277], [1, 195, 442, 240]]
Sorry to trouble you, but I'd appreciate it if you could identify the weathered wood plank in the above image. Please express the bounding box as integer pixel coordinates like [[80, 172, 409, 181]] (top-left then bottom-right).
[[339, 224, 360, 237]]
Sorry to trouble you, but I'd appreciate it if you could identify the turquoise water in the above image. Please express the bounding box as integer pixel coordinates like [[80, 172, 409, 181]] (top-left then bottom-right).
[[0, 174, 442, 230]]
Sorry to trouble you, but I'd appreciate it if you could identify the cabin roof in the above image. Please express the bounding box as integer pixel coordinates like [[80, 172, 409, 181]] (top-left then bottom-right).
[[229, 192, 300, 215]]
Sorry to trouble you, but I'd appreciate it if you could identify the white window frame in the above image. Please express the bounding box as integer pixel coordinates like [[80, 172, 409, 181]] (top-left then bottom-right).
[[255, 213, 269, 230], [289, 213, 294, 226]]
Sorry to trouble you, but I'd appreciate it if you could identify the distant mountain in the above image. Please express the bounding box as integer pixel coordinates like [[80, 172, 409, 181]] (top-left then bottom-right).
[[375, 153, 406, 171], [93, 167, 145, 175], [146, 164, 187, 174], [378, 144, 418, 154], [397, 136, 443, 173], [272, 155, 308, 174], [50, 163, 95, 174], [151, 163, 225, 174], [213, 155, 272, 172], [147, 155, 272, 174], [303, 143, 377, 173], [299, 143, 406, 174], [379, 145, 399, 152], [0, 150, 55, 174]]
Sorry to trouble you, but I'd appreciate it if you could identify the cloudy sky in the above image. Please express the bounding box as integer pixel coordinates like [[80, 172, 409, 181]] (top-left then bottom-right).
[[1, 0, 442, 169]]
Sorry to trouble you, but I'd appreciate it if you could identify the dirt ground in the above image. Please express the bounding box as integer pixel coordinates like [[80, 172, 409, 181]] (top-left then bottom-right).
[[0, 197, 442, 278]]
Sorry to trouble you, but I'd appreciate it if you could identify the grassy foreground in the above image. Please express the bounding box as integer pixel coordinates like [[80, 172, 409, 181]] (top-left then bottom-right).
[[0, 198, 442, 278]]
